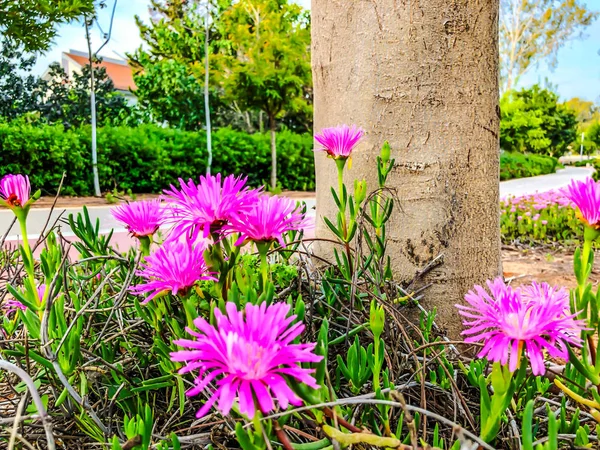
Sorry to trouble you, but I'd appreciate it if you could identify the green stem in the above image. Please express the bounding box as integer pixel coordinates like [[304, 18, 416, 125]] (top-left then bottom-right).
[[139, 236, 151, 257], [335, 158, 347, 219], [18, 216, 38, 303], [257, 242, 270, 290], [373, 337, 381, 393]]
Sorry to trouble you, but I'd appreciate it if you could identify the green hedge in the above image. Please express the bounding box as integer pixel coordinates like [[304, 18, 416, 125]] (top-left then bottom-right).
[[0, 122, 315, 196], [500, 152, 561, 181], [572, 158, 600, 181]]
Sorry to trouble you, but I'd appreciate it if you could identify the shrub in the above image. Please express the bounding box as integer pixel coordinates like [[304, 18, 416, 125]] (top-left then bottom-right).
[[500, 152, 561, 181], [0, 122, 315, 196], [500, 85, 578, 157], [572, 158, 600, 181], [500, 190, 581, 244]]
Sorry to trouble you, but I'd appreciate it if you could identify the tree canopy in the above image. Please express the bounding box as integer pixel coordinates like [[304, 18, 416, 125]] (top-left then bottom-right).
[[0, 0, 95, 52], [500, 85, 578, 156], [500, 0, 598, 92]]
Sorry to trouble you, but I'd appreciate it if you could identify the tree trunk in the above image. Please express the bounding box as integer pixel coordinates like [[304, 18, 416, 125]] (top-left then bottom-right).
[[269, 115, 277, 190], [312, 0, 501, 337]]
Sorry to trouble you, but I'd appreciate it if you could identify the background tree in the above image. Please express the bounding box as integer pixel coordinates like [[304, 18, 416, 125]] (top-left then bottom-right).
[[0, 40, 45, 120], [500, 85, 578, 156], [564, 97, 600, 155], [217, 0, 311, 189], [0, 0, 95, 52], [39, 62, 131, 129], [565, 97, 598, 124], [132, 55, 223, 130], [500, 0, 598, 92], [588, 122, 600, 149], [131, 0, 228, 131]]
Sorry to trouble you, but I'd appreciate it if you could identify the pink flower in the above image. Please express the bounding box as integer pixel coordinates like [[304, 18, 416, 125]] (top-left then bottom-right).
[[314, 125, 364, 159], [456, 278, 583, 375], [563, 178, 600, 228], [541, 220, 548, 225], [37, 284, 46, 303], [227, 195, 305, 247], [3, 299, 26, 315], [0, 174, 30, 208], [164, 174, 260, 241], [111, 199, 164, 237], [533, 214, 540, 221], [517, 216, 523, 221], [171, 302, 322, 419], [131, 241, 215, 304]]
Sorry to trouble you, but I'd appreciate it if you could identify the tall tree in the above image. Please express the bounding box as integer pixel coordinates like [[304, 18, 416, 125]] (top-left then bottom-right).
[[500, 0, 598, 92], [500, 85, 578, 156], [38, 62, 130, 128], [565, 97, 600, 154], [0, 0, 95, 52], [565, 97, 598, 124], [216, 0, 311, 189], [313, 0, 501, 334], [0, 40, 45, 120]]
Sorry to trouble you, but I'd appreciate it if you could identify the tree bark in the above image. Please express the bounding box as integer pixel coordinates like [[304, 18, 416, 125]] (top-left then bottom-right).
[[312, 0, 501, 337], [269, 114, 277, 190]]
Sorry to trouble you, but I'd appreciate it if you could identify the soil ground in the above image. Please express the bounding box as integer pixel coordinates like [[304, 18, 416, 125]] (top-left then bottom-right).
[[502, 245, 595, 289]]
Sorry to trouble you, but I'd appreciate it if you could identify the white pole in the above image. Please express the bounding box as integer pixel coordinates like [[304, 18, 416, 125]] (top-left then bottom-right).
[[581, 132, 585, 162], [85, 19, 101, 197], [204, 0, 213, 175]]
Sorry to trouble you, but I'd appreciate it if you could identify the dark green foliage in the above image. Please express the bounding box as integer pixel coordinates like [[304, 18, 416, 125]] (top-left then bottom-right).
[[0, 41, 46, 120], [588, 122, 600, 148], [0, 45, 132, 127], [0, 0, 95, 52], [39, 61, 131, 128], [0, 121, 88, 195], [500, 85, 578, 157], [573, 158, 600, 181], [0, 122, 315, 195], [500, 152, 561, 181]]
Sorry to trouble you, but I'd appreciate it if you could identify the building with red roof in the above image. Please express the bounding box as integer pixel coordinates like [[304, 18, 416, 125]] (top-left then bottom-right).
[[44, 49, 137, 104]]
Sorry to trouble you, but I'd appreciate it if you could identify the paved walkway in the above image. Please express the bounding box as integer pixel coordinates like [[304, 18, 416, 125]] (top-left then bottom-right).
[[1, 166, 594, 244], [0, 197, 316, 250], [499, 167, 594, 198]]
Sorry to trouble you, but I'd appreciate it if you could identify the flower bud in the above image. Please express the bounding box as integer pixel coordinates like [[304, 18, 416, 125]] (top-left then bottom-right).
[[370, 301, 385, 340], [380, 141, 391, 164], [354, 179, 367, 204]]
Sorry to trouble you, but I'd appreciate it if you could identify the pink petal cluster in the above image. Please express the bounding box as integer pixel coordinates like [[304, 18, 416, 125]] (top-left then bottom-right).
[[314, 125, 364, 159], [131, 241, 216, 304], [563, 177, 600, 228], [3, 299, 26, 315], [111, 199, 165, 237], [0, 174, 31, 208], [227, 195, 305, 247], [37, 284, 46, 304], [502, 190, 573, 213], [164, 174, 260, 241], [171, 302, 322, 419], [457, 278, 584, 375]]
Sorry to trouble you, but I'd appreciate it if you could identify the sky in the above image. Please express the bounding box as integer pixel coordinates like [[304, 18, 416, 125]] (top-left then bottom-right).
[[32, 0, 599, 103]]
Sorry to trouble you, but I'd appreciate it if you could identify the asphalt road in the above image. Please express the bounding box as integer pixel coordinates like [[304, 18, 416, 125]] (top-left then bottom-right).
[[0, 198, 317, 251], [1, 165, 595, 246], [499, 167, 595, 198]]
